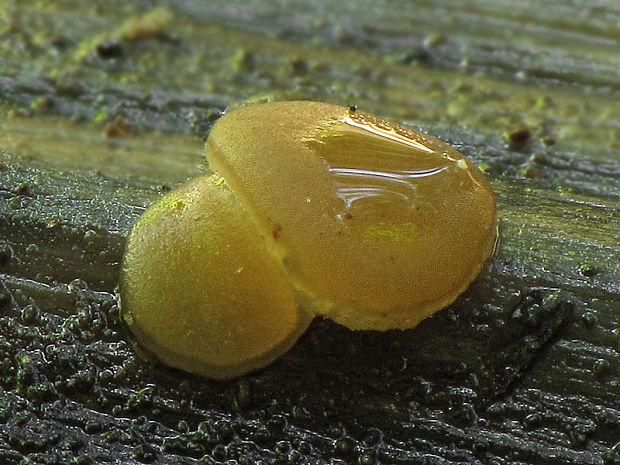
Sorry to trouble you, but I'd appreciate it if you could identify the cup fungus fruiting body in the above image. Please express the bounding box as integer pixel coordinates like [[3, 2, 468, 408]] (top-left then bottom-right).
[[120, 101, 497, 379], [120, 175, 312, 380], [205, 101, 497, 330]]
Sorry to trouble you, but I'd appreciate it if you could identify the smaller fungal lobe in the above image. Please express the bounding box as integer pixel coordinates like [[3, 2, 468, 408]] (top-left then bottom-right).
[[120, 101, 497, 380]]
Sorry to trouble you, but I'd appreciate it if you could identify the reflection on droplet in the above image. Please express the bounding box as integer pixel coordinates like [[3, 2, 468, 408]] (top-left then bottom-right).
[[329, 166, 448, 209], [342, 112, 435, 154], [306, 109, 459, 213]]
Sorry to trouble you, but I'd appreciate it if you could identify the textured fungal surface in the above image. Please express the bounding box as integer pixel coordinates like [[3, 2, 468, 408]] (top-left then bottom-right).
[[206, 101, 497, 330], [120, 175, 311, 380], [121, 101, 497, 380]]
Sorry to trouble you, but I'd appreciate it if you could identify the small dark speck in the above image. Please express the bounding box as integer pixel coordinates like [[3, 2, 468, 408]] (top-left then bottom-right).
[[96, 41, 124, 59], [507, 127, 531, 145], [579, 264, 598, 277], [582, 312, 598, 328], [593, 359, 610, 378], [50, 36, 72, 50], [0, 243, 13, 266], [272, 223, 283, 240], [16, 183, 29, 195]]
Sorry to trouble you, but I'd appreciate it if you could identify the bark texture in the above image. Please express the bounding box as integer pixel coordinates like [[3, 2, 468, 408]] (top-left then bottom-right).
[[0, 1, 618, 464]]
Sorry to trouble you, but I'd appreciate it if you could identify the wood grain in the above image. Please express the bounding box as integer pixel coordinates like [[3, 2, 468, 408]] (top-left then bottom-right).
[[1, 1, 618, 464]]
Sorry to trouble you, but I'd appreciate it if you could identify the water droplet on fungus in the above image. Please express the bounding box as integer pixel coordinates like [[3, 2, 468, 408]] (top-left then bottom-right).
[[120, 101, 497, 379]]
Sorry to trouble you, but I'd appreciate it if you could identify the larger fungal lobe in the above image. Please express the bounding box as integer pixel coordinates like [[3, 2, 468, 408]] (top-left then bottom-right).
[[205, 101, 497, 330]]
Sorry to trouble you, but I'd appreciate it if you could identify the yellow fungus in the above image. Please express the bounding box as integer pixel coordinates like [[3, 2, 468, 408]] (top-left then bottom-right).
[[120, 175, 312, 380], [120, 101, 497, 379]]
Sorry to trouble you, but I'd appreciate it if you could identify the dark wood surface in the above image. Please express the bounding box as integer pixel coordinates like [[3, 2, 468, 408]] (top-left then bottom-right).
[[0, 2, 618, 464]]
